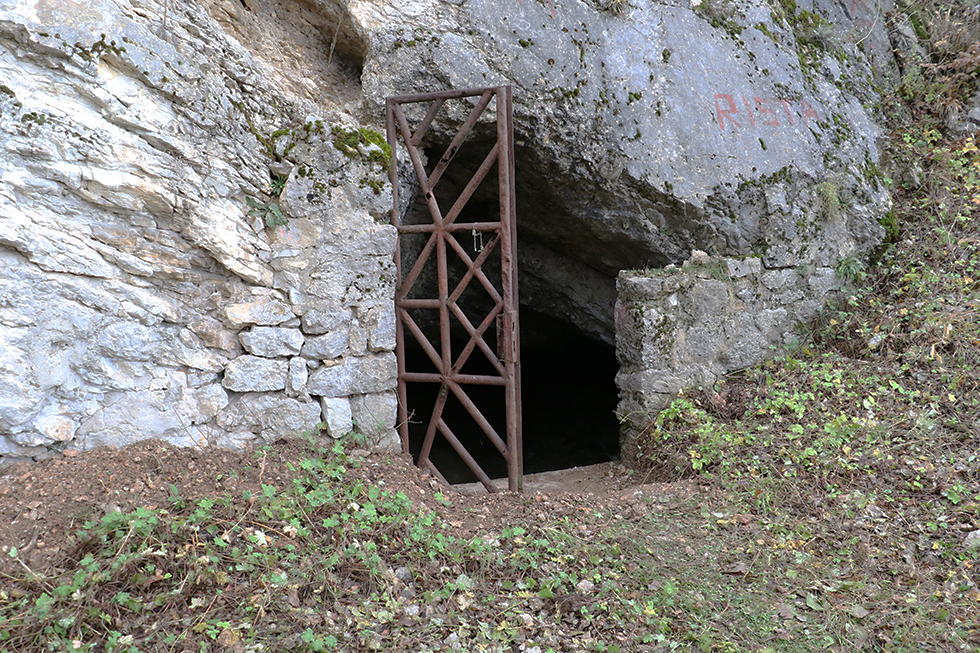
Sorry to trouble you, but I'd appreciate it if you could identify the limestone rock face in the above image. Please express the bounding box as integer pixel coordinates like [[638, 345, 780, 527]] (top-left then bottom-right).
[[361, 0, 893, 344], [0, 0, 397, 460], [0, 0, 902, 462]]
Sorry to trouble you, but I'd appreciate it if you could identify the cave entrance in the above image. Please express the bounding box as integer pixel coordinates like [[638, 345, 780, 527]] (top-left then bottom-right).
[[402, 310, 621, 485], [386, 86, 523, 493]]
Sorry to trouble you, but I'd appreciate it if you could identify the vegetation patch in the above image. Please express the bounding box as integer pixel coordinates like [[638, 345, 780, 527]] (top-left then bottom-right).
[[246, 193, 288, 230], [628, 4, 980, 650], [331, 125, 392, 166]]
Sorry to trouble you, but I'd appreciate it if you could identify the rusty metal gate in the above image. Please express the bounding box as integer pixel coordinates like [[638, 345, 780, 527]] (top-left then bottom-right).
[[386, 86, 522, 493]]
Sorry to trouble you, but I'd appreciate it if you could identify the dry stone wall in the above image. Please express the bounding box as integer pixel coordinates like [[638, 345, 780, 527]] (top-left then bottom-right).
[[615, 250, 841, 461], [0, 0, 398, 462]]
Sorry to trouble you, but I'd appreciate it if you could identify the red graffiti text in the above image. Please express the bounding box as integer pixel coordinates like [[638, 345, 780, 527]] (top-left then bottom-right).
[[714, 94, 819, 132]]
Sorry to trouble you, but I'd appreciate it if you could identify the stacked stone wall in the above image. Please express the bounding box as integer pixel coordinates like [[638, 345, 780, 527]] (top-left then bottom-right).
[[0, 0, 398, 463], [615, 251, 842, 463]]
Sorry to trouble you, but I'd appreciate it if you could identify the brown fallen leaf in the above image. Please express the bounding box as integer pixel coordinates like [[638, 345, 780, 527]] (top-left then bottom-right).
[[216, 628, 240, 647]]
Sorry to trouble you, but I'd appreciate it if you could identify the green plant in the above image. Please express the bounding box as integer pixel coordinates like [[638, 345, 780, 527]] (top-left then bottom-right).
[[602, 0, 628, 15], [270, 173, 287, 196], [834, 254, 866, 282], [815, 180, 842, 220], [246, 196, 288, 229]]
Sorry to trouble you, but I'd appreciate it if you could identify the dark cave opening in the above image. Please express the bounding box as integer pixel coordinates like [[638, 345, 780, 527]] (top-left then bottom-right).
[[405, 307, 621, 484], [398, 121, 623, 484]]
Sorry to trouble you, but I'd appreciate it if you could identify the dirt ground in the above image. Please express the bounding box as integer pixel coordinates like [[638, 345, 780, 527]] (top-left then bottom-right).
[[0, 438, 699, 579]]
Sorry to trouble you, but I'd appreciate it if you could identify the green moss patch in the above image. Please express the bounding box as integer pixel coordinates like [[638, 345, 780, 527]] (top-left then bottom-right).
[[331, 125, 392, 166]]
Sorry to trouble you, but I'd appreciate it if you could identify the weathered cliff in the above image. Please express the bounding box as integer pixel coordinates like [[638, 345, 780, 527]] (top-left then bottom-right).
[[364, 0, 894, 344], [0, 0, 897, 462], [0, 0, 398, 460]]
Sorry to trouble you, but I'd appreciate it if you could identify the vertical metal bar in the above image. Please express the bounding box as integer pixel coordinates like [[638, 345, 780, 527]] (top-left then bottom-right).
[[506, 89, 524, 487], [387, 98, 410, 456], [497, 85, 523, 492], [436, 225, 452, 392]]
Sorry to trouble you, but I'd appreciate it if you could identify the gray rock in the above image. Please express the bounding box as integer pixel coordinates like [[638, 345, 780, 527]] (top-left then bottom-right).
[[616, 252, 838, 461], [222, 293, 295, 328], [357, 302, 397, 353], [394, 566, 413, 582], [365, 0, 891, 343], [0, 0, 404, 454], [287, 356, 309, 398], [74, 376, 230, 449], [724, 257, 762, 278], [350, 391, 399, 449], [308, 354, 398, 397], [222, 356, 288, 392], [301, 307, 350, 335], [302, 329, 350, 360], [965, 530, 980, 549], [240, 327, 305, 357], [217, 394, 322, 438], [320, 397, 354, 439], [188, 317, 242, 355]]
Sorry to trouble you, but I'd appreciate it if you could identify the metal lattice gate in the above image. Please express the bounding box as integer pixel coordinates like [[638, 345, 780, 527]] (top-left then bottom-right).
[[386, 86, 522, 493]]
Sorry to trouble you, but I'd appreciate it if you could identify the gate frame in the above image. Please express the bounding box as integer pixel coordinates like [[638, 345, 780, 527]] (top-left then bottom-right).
[[386, 86, 522, 493]]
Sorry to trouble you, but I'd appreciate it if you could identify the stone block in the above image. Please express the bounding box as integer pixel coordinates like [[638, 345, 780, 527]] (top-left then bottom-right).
[[761, 269, 799, 291], [736, 287, 757, 303], [221, 292, 294, 327], [808, 267, 841, 296], [773, 289, 804, 306], [222, 356, 288, 392], [723, 257, 762, 278], [172, 339, 229, 372], [301, 307, 349, 335], [368, 307, 396, 352], [287, 356, 308, 397], [240, 326, 305, 357], [682, 279, 730, 320], [617, 274, 664, 300], [349, 324, 368, 356], [688, 250, 711, 265], [31, 407, 76, 443], [351, 391, 399, 450], [188, 316, 241, 353], [301, 329, 349, 359], [320, 396, 353, 438], [217, 394, 322, 437], [307, 353, 397, 397], [74, 380, 230, 450]]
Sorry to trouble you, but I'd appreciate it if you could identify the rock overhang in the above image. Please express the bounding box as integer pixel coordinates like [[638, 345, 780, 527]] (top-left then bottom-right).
[[363, 0, 892, 344]]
